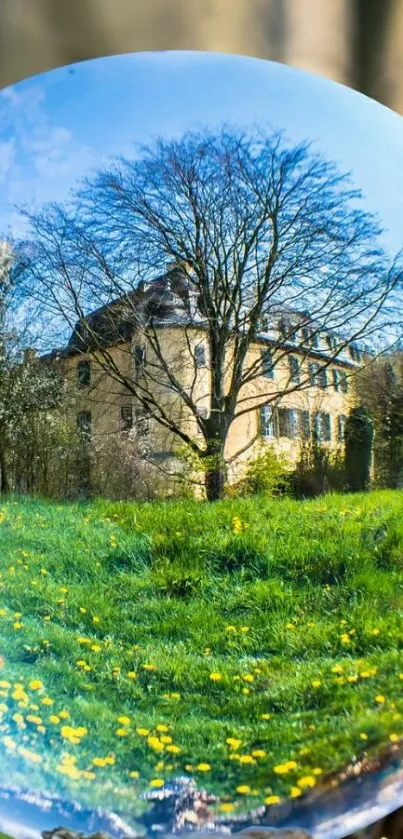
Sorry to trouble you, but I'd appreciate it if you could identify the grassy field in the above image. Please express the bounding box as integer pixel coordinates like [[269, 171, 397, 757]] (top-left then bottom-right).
[[0, 490, 402, 820]]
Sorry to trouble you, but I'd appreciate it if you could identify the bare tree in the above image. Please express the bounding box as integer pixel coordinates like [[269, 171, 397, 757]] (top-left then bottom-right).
[[15, 126, 402, 500]]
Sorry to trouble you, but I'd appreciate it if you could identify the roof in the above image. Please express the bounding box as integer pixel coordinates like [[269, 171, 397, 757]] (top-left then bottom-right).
[[48, 264, 369, 370]]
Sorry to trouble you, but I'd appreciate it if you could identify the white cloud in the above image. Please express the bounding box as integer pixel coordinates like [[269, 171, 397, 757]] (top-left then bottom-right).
[[0, 81, 94, 235]]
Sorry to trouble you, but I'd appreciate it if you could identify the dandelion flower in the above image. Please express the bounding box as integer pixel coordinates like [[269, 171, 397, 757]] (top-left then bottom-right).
[[150, 779, 164, 788], [297, 776, 316, 790], [197, 763, 211, 772], [210, 672, 222, 682], [265, 795, 280, 805], [236, 785, 250, 794]]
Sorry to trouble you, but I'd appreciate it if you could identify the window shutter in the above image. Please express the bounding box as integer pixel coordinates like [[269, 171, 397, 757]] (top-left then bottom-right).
[[324, 414, 331, 441], [318, 367, 328, 389], [309, 363, 317, 386], [261, 349, 274, 378], [289, 356, 300, 383], [278, 407, 290, 437], [301, 410, 310, 439], [333, 369, 340, 392], [313, 412, 321, 441], [338, 415, 346, 442]]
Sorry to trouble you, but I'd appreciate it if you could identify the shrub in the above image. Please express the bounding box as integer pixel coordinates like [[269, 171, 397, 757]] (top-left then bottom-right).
[[228, 445, 291, 498], [291, 440, 346, 498], [345, 405, 374, 492]]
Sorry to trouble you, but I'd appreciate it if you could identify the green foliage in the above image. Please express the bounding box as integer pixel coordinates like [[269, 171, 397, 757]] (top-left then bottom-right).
[[227, 445, 291, 498], [291, 440, 346, 498], [345, 405, 374, 492], [357, 354, 403, 489]]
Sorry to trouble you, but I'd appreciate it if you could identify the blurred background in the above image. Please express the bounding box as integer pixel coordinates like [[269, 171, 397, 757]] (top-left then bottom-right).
[[0, 0, 402, 113]]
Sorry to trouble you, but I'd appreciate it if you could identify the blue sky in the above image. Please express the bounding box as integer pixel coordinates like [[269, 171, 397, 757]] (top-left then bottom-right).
[[1, 50, 403, 254]]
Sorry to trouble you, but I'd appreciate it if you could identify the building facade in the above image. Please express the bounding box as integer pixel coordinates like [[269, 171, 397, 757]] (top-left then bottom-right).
[[46, 266, 361, 493]]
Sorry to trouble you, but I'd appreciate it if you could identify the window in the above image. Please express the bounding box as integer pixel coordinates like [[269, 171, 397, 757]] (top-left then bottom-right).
[[309, 362, 327, 388], [338, 415, 347, 443], [194, 343, 207, 368], [133, 345, 146, 377], [134, 405, 150, 436], [348, 344, 362, 363], [277, 407, 309, 439], [260, 405, 277, 439], [311, 331, 319, 349], [261, 349, 274, 379], [288, 355, 300, 384], [301, 327, 311, 346], [340, 371, 349, 393], [77, 360, 91, 387], [76, 411, 92, 438], [326, 334, 338, 352], [278, 317, 288, 339], [120, 405, 133, 430], [333, 369, 341, 392], [314, 412, 331, 442]]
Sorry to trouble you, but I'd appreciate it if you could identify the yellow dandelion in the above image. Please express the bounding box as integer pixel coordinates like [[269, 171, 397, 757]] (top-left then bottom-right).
[[265, 795, 280, 806], [209, 672, 222, 682], [290, 787, 302, 799], [116, 728, 128, 737], [236, 785, 251, 794], [117, 715, 131, 726], [251, 749, 266, 759], [137, 728, 150, 736], [375, 695, 385, 704], [297, 776, 316, 790], [150, 779, 164, 788], [129, 770, 140, 779], [220, 803, 234, 813], [227, 738, 241, 749], [29, 680, 43, 691], [197, 763, 211, 772], [127, 672, 137, 680]]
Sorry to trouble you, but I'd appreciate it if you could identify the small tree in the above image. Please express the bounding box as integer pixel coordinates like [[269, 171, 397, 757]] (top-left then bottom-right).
[[345, 405, 374, 492], [356, 352, 403, 488]]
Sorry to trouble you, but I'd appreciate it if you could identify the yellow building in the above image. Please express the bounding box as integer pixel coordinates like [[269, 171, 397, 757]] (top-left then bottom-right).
[[44, 265, 362, 493]]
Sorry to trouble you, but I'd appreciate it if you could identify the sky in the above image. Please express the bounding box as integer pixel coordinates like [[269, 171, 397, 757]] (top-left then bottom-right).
[[1, 50, 403, 255]]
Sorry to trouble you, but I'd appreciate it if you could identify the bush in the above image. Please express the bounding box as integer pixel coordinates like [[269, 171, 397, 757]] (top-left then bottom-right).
[[345, 405, 374, 492], [291, 440, 346, 498], [228, 445, 291, 498]]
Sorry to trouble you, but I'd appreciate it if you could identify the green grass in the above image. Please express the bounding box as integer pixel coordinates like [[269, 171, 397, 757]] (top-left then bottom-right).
[[0, 490, 402, 819]]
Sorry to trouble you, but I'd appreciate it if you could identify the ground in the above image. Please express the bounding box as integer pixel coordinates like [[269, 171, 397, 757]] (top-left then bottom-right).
[[0, 491, 402, 821]]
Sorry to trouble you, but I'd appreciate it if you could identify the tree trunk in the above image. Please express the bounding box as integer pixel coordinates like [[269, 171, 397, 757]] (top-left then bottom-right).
[[203, 437, 227, 502], [205, 464, 227, 501], [0, 451, 10, 495]]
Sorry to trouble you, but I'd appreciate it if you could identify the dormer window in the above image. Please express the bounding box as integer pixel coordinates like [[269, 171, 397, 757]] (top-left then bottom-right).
[[77, 360, 91, 387]]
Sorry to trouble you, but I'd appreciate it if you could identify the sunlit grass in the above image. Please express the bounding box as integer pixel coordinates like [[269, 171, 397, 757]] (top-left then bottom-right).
[[0, 491, 402, 817]]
